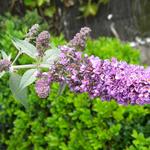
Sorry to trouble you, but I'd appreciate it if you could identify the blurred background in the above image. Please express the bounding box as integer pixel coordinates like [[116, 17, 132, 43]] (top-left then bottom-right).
[[1, 0, 150, 64], [0, 0, 150, 150], [0, 0, 150, 40]]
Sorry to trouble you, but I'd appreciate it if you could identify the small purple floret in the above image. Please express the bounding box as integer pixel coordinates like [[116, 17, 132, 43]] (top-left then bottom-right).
[[0, 59, 11, 72]]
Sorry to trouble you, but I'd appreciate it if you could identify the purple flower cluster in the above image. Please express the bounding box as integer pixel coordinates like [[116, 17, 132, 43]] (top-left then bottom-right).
[[53, 45, 150, 105], [35, 72, 52, 98], [0, 59, 11, 72], [69, 27, 91, 50], [36, 31, 50, 56], [34, 27, 150, 105]]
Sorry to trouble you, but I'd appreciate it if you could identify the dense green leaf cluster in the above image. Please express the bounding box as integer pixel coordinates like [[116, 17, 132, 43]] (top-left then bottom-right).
[[0, 12, 150, 150], [0, 84, 149, 150], [86, 37, 140, 64]]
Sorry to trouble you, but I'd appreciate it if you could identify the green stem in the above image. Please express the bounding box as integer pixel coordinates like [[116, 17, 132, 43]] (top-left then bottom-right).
[[12, 64, 49, 69], [12, 52, 22, 65]]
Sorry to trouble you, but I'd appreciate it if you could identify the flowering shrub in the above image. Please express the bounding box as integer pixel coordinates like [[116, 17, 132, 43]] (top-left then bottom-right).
[[0, 25, 149, 149], [0, 25, 150, 107]]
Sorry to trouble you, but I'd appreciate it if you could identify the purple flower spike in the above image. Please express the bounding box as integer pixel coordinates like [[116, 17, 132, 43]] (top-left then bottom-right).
[[35, 72, 52, 98], [35, 79, 50, 98], [52, 45, 150, 105], [36, 31, 50, 57], [69, 27, 91, 50]]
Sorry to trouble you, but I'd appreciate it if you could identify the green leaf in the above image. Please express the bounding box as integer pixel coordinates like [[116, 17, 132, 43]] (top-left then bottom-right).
[[132, 130, 138, 138], [44, 7, 56, 17], [80, 3, 98, 17], [20, 69, 37, 90], [9, 73, 28, 108], [1, 50, 8, 59], [99, 0, 109, 5], [50, 42, 57, 49], [0, 71, 5, 78], [43, 48, 60, 65], [37, 0, 45, 6], [1, 50, 11, 60], [12, 38, 37, 59], [24, 0, 36, 7]]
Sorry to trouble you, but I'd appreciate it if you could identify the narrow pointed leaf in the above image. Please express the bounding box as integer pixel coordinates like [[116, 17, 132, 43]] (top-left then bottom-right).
[[20, 69, 37, 89], [12, 38, 37, 59], [1, 50, 10, 59], [9, 73, 28, 108]]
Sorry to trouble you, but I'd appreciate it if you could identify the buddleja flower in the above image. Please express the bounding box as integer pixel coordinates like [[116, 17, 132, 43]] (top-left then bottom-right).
[[49, 45, 150, 105], [35, 72, 52, 98], [69, 27, 91, 50], [0, 59, 11, 72], [36, 31, 50, 57]]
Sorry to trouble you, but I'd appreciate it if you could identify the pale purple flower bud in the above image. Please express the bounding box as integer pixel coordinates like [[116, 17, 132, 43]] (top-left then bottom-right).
[[26, 24, 39, 39], [36, 31, 50, 56], [69, 27, 91, 50], [35, 71, 42, 78], [0, 59, 11, 72]]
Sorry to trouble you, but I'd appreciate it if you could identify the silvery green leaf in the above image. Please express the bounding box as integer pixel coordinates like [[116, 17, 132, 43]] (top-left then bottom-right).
[[1, 50, 8, 59], [12, 38, 37, 59], [0, 71, 5, 78], [1, 50, 11, 60], [9, 73, 28, 108], [43, 48, 60, 65], [20, 69, 37, 90]]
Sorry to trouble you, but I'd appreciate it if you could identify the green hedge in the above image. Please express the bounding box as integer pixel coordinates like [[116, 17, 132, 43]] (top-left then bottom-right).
[[0, 84, 150, 150], [0, 11, 150, 150], [86, 37, 140, 64]]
